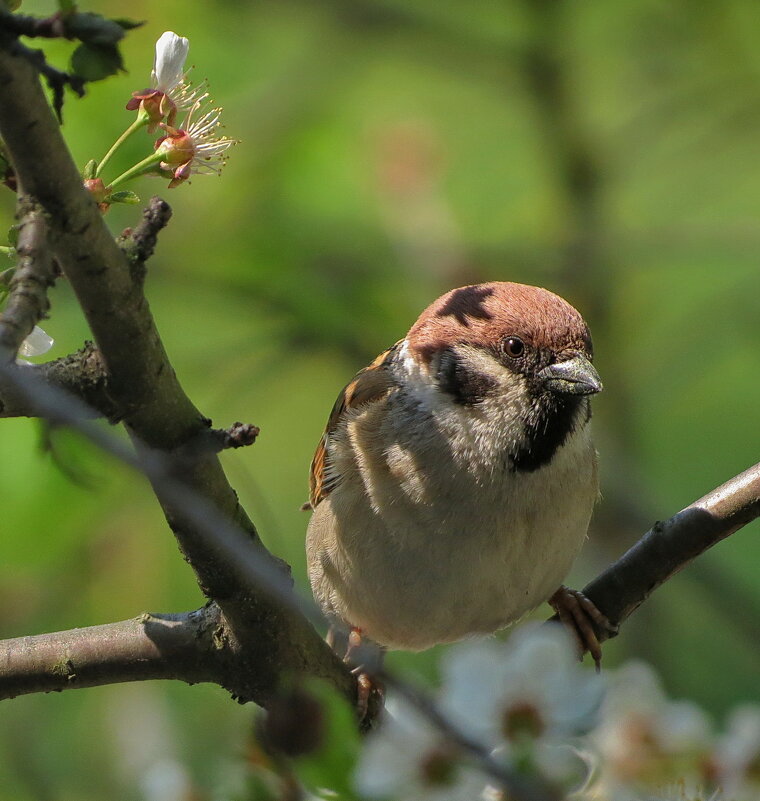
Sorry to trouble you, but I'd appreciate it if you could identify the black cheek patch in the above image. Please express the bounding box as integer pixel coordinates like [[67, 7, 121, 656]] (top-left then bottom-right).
[[510, 395, 584, 472], [436, 348, 498, 406]]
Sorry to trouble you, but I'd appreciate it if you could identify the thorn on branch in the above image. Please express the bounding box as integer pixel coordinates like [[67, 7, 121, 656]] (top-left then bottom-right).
[[203, 421, 261, 454], [220, 421, 261, 449], [169, 422, 260, 467], [118, 196, 173, 282]]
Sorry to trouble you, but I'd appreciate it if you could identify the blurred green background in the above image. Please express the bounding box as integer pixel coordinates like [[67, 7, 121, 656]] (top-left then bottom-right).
[[2, 0, 760, 798]]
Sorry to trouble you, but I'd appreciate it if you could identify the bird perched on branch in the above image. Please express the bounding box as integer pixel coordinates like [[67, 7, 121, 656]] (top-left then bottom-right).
[[305, 282, 610, 665]]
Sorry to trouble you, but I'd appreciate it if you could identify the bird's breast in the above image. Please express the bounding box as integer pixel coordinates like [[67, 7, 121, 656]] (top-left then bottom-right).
[[306, 400, 598, 650]]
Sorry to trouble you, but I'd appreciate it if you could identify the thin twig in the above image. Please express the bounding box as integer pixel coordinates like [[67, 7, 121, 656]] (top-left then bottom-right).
[[553, 462, 760, 648], [0, 196, 55, 361], [0, 357, 549, 798], [118, 196, 173, 282], [0, 10, 67, 39]]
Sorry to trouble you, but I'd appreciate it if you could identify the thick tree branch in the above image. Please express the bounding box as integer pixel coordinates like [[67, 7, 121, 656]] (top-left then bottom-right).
[[0, 341, 118, 418], [0, 40, 260, 598], [0, 606, 220, 700], [0, 35, 355, 709], [0, 358, 354, 700], [567, 461, 760, 648]]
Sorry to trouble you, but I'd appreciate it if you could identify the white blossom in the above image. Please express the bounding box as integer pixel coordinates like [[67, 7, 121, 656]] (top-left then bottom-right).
[[590, 662, 712, 799], [151, 31, 189, 95], [127, 31, 205, 130], [155, 96, 237, 188], [355, 694, 488, 801], [711, 705, 760, 800], [440, 624, 604, 752]]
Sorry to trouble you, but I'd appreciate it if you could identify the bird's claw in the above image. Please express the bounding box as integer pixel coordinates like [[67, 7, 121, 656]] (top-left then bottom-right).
[[327, 624, 385, 727], [549, 585, 617, 671]]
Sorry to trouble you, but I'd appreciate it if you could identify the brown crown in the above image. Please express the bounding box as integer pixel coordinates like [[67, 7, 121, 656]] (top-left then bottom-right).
[[407, 282, 592, 362]]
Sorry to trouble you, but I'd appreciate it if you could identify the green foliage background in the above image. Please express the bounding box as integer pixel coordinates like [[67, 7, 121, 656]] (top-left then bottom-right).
[[1, 0, 759, 798]]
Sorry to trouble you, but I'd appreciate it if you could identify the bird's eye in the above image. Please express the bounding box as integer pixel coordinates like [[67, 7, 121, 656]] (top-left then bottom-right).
[[503, 337, 525, 358]]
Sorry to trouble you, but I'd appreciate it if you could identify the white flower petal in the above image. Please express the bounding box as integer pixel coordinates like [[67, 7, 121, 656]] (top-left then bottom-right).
[[19, 325, 53, 358], [151, 31, 189, 93], [713, 704, 760, 795], [441, 625, 604, 750], [657, 701, 712, 752], [355, 694, 489, 801], [355, 696, 437, 797]]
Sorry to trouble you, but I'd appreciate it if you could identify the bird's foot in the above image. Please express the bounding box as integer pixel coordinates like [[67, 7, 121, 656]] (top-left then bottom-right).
[[352, 666, 385, 729], [345, 627, 363, 664], [549, 585, 617, 671], [326, 624, 386, 727]]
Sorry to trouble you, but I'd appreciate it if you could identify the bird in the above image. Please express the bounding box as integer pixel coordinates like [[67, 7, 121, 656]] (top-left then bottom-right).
[[305, 281, 609, 667]]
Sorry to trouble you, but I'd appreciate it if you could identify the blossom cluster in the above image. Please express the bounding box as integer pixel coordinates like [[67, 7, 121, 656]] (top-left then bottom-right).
[[354, 624, 760, 801], [123, 30, 237, 190], [10, 30, 237, 362]]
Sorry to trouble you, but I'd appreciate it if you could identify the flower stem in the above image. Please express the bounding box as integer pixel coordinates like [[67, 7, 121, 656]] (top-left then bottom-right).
[[95, 113, 149, 178], [108, 152, 164, 191]]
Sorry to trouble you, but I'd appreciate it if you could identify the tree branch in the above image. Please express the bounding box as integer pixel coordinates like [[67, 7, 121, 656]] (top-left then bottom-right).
[[0, 196, 55, 362], [0, 606, 221, 700], [566, 461, 760, 648], [0, 33, 355, 709], [0, 341, 118, 419], [0, 39, 265, 598], [117, 195, 173, 279]]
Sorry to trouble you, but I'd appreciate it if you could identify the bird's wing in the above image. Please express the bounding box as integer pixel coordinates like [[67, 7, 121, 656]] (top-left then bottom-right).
[[308, 342, 401, 509]]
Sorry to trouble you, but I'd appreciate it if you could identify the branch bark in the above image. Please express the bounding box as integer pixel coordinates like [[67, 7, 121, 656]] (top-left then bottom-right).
[[0, 342, 117, 418], [0, 607, 220, 700]]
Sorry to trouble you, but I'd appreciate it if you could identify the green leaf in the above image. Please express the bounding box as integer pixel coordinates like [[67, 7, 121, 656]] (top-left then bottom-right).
[[113, 18, 145, 31], [106, 190, 140, 205], [57, 0, 76, 11], [70, 42, 124, 82], [82, 159, 97, 180], [65, 12, 125, 46], [7, 225, 19, 249], [292, 679, 361, 800]]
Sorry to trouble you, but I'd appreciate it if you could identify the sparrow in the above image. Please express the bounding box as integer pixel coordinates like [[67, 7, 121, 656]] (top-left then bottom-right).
[[305, 282, 609, 663]]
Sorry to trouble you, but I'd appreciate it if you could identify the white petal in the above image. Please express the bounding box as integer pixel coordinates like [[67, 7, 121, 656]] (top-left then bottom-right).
[[355, 695, 437, 797], [440, 640, 511, 744], [441, 626, 604, 749], [19, 325, 53, 358], [656, 700, 712, 752], [151, 31, 189, 93]]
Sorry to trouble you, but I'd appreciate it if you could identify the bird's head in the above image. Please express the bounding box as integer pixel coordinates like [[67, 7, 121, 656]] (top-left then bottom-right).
[[404, 282, 601, 470]]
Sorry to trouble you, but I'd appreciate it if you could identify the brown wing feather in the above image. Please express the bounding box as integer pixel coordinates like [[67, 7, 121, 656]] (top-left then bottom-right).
[[308, 343, 401, 508]]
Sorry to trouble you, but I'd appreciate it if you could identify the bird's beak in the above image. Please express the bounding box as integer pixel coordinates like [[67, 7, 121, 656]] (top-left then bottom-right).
[[539, 355, 603, 396]]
